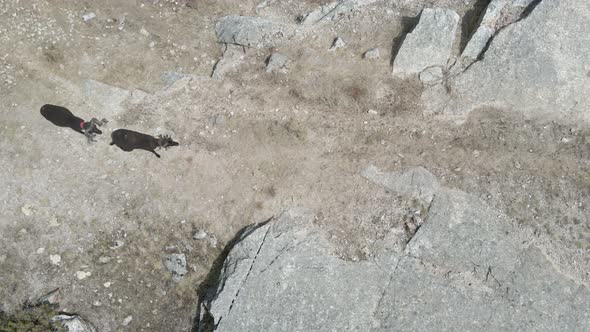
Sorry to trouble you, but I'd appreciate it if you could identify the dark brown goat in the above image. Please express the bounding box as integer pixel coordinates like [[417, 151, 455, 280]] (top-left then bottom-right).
[[110, 129, 179, 158], [40, 104, 107, 142]]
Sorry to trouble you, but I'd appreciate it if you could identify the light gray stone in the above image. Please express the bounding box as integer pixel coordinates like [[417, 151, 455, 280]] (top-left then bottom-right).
[[452, 0, 535, 74], [215, 16, 296, 48], [164, 253, 187, 282], [193, 230, 207, 240], [392, 8, 460, 78], [299, 0, 379, 26], [211, 45, 245, 80], [121, 315, 133, 327], [82, 13, 96, 22], [363, 47, 380, 59], [329, 37, 346, 51], [200, 167, 590, 332], [265, 53, 289, 73], [204, 209, 390, 331], [446, 0, 590, 123], [36, 288, 60, 306], [52, 314, 96, 332]]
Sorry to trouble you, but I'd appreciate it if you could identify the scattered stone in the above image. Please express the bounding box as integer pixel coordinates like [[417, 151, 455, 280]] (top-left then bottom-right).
[[255, 0, 276, 13], [367, 109, 378, 115], [82, 13, 96, 22], [21, 204, 34, 216], [109, 240, 124, 249], [50, 254, 61, 265], [329, 37, 345, 51], [215, 16, 296, 48], [161, 72, 189, 88], [452, 0, 536, 74], [117, 15, 126, 31], [52, 314, 97, 332], [103, 282, 111, 288], [36, 288, 61, 306], [49, 216, 59, 227], [208, 235, 218, 248], [76, 271, 91, 280], [36, 247, 45, 254], [98, 256, 111, 264], [363, 47, 379, 59], [299, 0, 379, 25], [122, 315, 133, 326], [392, 8, 459, 78], [164, 253, 187, 282], [265, 52, 289, 73], [193, 230, 207, 240], [212, 114, 226, 126], [92, 301, 102, 307]]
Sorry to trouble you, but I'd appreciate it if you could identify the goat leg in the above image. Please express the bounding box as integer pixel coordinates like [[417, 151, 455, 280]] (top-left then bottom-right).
[[152, 150, 161, 158], [89, 118, 108, 127], [84, 131, 97, 143]]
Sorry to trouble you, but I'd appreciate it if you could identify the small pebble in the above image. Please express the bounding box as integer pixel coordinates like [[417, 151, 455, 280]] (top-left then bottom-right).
[[76, 271, 91, 280], [193, 230, 207, 240], [98, 256, 111, 264], [329, 37, 345, 51], [50, 254, 61, 265], [82, 13, 96, 22], [122, 316, 133, 326], [363, 48, 380, 59]]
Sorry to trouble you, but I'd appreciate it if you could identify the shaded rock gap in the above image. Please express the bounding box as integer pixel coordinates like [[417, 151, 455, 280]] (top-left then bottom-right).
[[191, 216, 274, 332], [389, 15, 420, 67], [460, 0, 493, 53], [474, 0, 543, 64]]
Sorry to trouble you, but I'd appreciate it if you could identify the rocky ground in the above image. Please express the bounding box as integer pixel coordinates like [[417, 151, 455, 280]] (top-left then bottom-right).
[[0, 0, 589, 331]]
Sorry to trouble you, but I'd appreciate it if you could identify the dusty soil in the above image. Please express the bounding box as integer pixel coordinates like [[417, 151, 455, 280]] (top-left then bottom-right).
[[1, 0, 589, 331]]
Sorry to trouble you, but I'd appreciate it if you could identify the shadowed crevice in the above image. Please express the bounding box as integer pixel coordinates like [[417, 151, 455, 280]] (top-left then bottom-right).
[[478, 0, 543, 61], [191, 216, 274, 332], [390, 15, 420, 67], [460, 0, 493, 53]]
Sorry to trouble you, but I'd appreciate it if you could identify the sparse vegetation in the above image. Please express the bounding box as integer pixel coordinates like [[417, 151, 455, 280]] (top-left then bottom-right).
[[0, 305, 63, 332]]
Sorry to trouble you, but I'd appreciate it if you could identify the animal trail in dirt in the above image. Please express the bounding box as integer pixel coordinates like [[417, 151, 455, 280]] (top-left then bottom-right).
[[40, 104, 108, 142], [110, 129, 179, 158]]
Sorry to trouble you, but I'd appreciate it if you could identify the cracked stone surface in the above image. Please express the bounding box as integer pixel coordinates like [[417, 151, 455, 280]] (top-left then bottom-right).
[[392, 8, 460, 78], [445, 0, 590, 122], [451, 0, 536, 74], [205, 208, 390, 331], [215, 16, 297, 48], [202, 167, 590, 331], [299, 0, 380, 26]]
